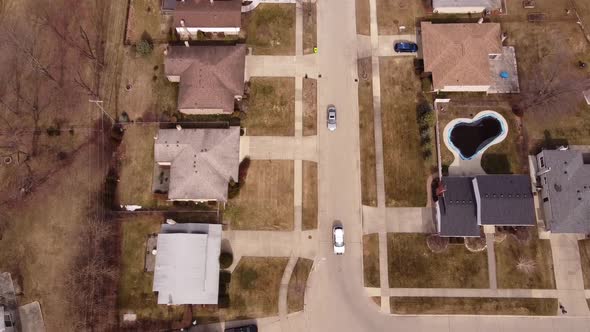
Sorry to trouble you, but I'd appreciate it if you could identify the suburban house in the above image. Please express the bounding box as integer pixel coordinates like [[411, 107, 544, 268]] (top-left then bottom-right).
[[436, 175, 536, 237], [432, 0, 501, 14], [161, 0, 242, 39], [153, 223, 222, 305], [421, 21, 520, 94], [153, 127, 240, 202], [535, 148, 590, 234], [164, 44, 246, 114]]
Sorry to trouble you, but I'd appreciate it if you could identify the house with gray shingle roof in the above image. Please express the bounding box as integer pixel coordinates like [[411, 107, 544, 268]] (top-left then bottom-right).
[[436, 175, 536, 237], [535, 149, 590, 234], [153, 127, 240, 202], [164, 44, 246, 114]]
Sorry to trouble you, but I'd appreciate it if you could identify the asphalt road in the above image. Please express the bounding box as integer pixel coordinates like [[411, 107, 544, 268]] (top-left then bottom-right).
[[305, 0, 590, 331]]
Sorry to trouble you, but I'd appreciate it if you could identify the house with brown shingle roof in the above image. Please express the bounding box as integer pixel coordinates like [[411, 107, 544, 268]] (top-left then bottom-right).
[[153, 127, 240, 202], [162, 0, 242, 39], [165, 44, 246, 114], [421, 22, 520, 93]]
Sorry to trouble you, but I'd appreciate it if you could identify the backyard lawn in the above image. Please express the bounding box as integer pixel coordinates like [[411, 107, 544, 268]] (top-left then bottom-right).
[[302, 161, 318, 230], [376, 0, 426, 34], [242, 4, 296, 55], [125, 0, 170, 44], [226, 160, 294, 230], [355, 0, 370, 35], [495, 229, 556, 289], [302, 2, 317, 54], [437, 98, 526, 175], [244, 77, 295, 136], [358, 58, 377, 206], [363, 234, 380, 287], [287, 258, 314, 313], [380, 57, 433, 207], [117, 124, 165, 208], [303, 78, 317, 136], [117, 215, 185, 321], [388, 233, 489, 288], [578, 239, 590, 289], [391, 297, 558, 316]]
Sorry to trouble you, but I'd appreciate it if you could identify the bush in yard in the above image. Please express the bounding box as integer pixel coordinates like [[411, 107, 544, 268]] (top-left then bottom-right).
[[465, 237, 487, 252], [218, 294, 230, 308], [238, 157, 251, 183], [135, 39, 153, 56], [426, 235, 449, 253], [228, 179, 241, 199], [219, 252, 234, 269], [219, 270, 232, 284]]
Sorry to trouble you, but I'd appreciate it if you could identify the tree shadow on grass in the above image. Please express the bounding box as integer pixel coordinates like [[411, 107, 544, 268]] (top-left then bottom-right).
[[481, 153, 512, 174]]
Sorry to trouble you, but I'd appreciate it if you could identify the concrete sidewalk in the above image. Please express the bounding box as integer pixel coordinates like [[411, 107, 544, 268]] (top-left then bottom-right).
[[240, 136, 319, 161], [245, 55, 318, 79], [363, 206, 435, 234]]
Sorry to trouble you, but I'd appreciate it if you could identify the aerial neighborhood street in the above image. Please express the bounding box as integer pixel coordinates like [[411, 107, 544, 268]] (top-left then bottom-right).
[[1, 0, 590, 331]]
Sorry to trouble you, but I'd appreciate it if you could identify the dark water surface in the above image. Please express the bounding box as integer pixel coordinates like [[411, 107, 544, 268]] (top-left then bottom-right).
[[449, 116, 502, 159]]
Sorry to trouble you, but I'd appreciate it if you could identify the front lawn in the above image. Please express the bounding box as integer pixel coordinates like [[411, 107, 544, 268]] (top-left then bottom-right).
[[388, 233, 489, 288], [391, 297, 558, 316], [126, 0, 170, 44], [495, 229, 556, 289], [302, 2, 317, 54], [355, 0, 371, 35], [380, 57, 434, 207], [225, 160, 294, 230], [242, 4, 296, 55], [363, 234, 380, 287], [244, 77, 295, 136], [302, 78, 317, 136], [287, 258, 314, 313]]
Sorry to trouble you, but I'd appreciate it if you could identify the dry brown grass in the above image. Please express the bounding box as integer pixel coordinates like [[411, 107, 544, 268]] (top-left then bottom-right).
[[302, 2, 317, 54], [363, 234, 380, 287], [0, 141, 106, 332], [287, 258, 313, 313], [380, 57, 432, 207], [358, 58, 378, 206], [391, 297, 558, 315], [388, 233, 489, 288], [302, 161, 318, 230], [242, 4, 296, 55], [226, 160, 294, 230], [117, 124, 172, 208], [244, 77, 295, 136], [117, 215, 185, 321], [303, 78, 317, 136], [495, 230, 556, 289], [126, 0, 170, 44], [579, 240, 590, 289], [356, 0, 371, 35], [376, 0, 426, 34]]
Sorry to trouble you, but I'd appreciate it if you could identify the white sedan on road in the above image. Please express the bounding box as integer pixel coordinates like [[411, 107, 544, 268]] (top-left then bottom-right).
[[333, 226, 345, 255]]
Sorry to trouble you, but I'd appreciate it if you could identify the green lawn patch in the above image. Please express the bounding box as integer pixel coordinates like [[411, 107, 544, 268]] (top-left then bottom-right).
[[287, 258, 314, 313], [358, 58, 377, 206], [363, 233, 380, 287], [242, 4, 296, 55], [391, 297, 558, 315], [244, 77, 295, 136], [388, 233, 489, 288], [495, 229, 556, 289]]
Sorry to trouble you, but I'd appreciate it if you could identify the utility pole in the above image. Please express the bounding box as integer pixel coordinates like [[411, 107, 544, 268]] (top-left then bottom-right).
[[89, 99, 115, 123]]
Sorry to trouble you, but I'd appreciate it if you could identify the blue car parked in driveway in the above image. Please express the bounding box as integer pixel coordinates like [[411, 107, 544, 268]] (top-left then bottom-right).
[[394, 42, 418, 53]]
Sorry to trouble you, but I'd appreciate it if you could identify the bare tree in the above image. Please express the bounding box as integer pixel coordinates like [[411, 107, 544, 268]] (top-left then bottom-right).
[[515, 37, 590, 115]]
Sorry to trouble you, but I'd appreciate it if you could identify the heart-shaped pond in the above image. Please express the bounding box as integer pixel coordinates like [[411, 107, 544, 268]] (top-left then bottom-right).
[[444, 111, 508, 160]]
